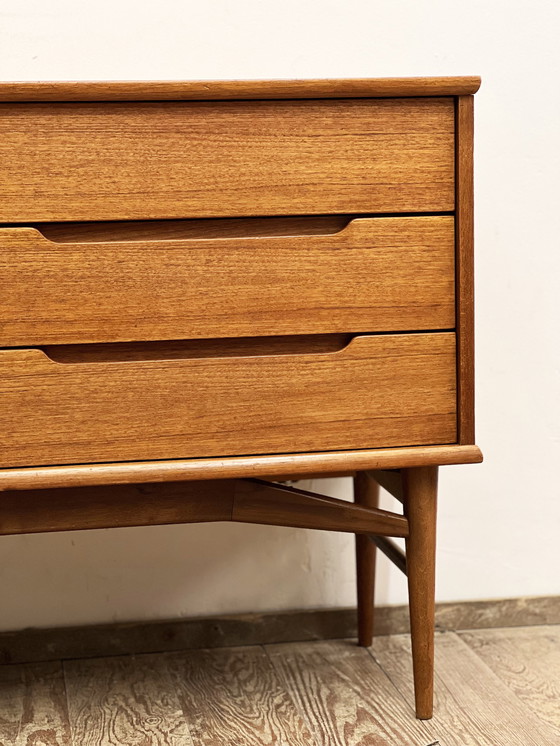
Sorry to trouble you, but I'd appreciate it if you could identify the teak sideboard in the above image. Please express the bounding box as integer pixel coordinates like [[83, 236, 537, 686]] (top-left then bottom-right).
[[0, 77, 482, 719]]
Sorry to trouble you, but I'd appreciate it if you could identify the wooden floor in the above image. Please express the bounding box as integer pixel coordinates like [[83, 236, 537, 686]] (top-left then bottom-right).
[[0, 625, 559, 745]]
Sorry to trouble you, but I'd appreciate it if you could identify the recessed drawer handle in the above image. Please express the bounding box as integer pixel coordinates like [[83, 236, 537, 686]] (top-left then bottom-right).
[[31, 216, 353, 244], [12, 219, 370, 246], [37, 335, 353, 364]]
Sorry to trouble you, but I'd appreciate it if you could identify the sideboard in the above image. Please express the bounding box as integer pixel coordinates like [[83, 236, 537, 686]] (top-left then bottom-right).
[[0, 76, 482, 719]]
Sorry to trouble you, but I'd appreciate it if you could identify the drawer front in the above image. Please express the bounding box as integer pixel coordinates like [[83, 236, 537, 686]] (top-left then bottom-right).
[[0, 98, 454, 221], [0, 217, 454, 346], [0, 334, 457, 468]]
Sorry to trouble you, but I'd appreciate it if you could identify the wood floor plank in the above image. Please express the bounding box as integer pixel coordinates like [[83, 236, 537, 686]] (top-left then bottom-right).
[[265, 639, 439, 745], [371, 631, 560, 746], [0, 665, 23, 746], [165, 646, 315, 746], [4, 626, 560, 745], [460, 626, 560, 735], [64, 653, 192, 746], [15, 662, 71, 746]]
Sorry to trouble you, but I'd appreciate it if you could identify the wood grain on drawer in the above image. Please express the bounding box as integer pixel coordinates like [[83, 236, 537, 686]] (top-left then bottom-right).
[[0, 334, 457, 468], [0, 98, 454, 221], [0, 217, 454, 346]]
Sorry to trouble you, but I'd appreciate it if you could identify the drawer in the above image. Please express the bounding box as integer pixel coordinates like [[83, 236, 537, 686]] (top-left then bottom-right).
[[0, 333, 457, 468], [0, 98, 454, 222], [0, 216, 454, 346]]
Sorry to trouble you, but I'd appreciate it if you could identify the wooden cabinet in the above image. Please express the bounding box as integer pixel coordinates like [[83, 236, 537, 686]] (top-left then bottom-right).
[[0, 76, 482, 719]]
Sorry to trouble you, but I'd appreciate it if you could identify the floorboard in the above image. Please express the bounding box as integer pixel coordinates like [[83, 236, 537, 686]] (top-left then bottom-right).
[[0, 662, 72, 746], [1, 624, 560, 745], [0, 665, 23, 746], [460, 625, 560, 736], [165, 645, 315, 746], [371, 630, 560, 746], [265, 639, 439, 745], [64, 654, 192, 746]]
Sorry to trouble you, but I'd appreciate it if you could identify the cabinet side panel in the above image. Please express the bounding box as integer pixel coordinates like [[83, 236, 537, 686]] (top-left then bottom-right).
[[455, 95, 475, 443]]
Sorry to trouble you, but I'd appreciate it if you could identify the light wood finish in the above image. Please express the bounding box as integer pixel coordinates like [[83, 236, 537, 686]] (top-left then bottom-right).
[[14, 663, 71, 746], [0, 477, 408, 537], [0, 76, 481, 101], [0, 445, 483, 492], [0, 662, 71, 746], [354, 472, 379, 647], [233, 478, 407, 537], [266, 640, 440, 744], [370, 536, 407, 575], [64, 654, 192, 746], [372, 631, 560, 745], [4, 628, 560, 746], [403, 465, 438, 719], [456, 95, 476, 443], [0, 334, 457, 468], [166, 647, 314, 746], [0, 98, 455, 222], [461, 626, 560, 734], [0, 217, 455, 345], [0, 664, 22, 743]]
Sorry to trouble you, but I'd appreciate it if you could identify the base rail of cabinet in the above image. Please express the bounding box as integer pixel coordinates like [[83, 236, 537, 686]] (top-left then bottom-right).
[[369, 535, 407, 575], [364, 469, 408, 574], [0, 477, 409, 538], [233, 479, 408, 537], [0, 444, 483, 492]]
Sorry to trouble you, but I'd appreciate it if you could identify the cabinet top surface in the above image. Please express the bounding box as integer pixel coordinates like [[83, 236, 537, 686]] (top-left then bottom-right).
[[0, 76, 480, 102]]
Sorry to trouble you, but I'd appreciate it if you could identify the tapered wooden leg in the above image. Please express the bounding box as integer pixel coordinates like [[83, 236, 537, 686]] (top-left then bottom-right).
[[354, 471, 379, 646], [403, 465, 438, 719]]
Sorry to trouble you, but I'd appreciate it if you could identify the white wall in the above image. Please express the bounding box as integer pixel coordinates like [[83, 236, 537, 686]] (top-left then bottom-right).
[[1, 0, 559, 631]]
